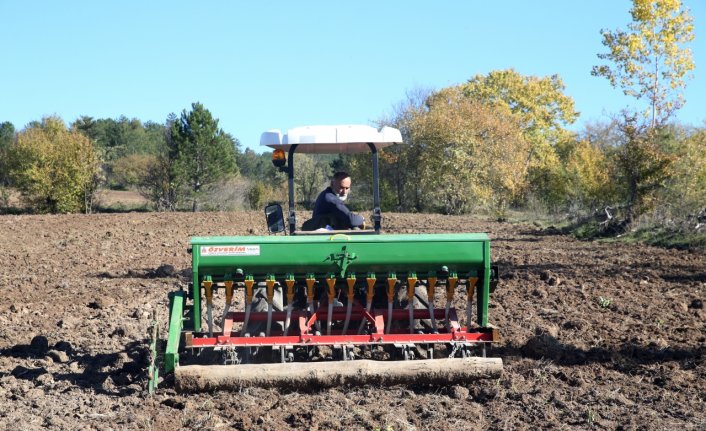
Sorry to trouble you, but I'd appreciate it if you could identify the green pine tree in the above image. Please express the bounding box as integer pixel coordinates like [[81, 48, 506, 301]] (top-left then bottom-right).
[[169, 102, 238, 211]]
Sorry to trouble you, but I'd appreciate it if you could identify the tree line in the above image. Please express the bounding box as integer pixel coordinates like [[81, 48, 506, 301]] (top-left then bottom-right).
[[0, 103, 241, 213], [0, 0, 702, 241]]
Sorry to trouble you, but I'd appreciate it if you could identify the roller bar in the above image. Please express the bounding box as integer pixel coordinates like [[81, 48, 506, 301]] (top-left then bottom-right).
[[176, 357, 503, 392]]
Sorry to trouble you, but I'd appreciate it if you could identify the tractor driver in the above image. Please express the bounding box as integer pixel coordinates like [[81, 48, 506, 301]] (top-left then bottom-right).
[[306, 171, 365, 230]]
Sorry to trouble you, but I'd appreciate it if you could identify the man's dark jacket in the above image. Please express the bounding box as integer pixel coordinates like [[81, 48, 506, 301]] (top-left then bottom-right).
[[311, 187, 364, 229]]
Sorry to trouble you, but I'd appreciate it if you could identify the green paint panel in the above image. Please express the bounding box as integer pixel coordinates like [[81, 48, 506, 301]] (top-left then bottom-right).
[[165, 291, 184, 373], [192, 233, 490, 277]]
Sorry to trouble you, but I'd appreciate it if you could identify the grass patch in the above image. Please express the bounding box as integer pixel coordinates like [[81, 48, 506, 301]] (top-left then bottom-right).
[[625, 226, 706, 250], [497, 209, 574, 230], [571, 220, 601, 240], [568, 218, 705, 250], [504, 208, 706, 251]]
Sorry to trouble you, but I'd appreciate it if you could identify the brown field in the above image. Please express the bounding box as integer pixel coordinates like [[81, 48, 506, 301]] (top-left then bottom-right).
[[3, 189, 151, 210], [0, 211, 704, 430]]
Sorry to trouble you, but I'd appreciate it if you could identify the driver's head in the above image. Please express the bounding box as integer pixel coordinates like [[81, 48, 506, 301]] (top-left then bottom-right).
[[331, 171, 351, 201]]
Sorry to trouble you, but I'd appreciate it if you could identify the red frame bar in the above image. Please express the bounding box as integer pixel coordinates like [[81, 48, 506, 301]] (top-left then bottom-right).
[[191, 330, 496, 348]]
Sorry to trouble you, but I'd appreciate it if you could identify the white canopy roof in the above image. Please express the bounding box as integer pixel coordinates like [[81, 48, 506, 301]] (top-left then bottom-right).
[[260, 125, 404, 154]]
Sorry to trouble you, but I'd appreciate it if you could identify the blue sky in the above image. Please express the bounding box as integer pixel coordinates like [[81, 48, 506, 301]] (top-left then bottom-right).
[[1, 1, 704, 151]]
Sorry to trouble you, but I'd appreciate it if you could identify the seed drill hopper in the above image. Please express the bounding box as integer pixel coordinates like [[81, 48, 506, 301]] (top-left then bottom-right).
[[162, 125, 502, 392]]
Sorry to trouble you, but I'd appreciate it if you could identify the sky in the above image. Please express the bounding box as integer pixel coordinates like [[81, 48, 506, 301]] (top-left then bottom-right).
[[1, 1, 705, 152]]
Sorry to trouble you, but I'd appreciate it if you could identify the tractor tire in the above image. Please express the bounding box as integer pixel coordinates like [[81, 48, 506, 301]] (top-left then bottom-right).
[[246, 283, 284, 336]]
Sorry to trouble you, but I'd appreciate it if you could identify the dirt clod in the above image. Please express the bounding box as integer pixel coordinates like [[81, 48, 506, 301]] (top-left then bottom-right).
[[29, 335, 49, 354], [102, 376, 116, 392], [54, 341, 73, 353], [47, 350, 69, 363], [161, 398, 187, 410], [450, 385, 470, 399], [87, 298, 113, 310], [151, 264, 176, 278]]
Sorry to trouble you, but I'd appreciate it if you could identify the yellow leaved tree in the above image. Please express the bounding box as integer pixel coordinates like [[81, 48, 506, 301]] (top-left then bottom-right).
[[659, 126, 706, 226], [592, 0, 694, 127], [407, 87, 530, 217], [557, 138, 615, 212], [461, 69, 579, 208], [9, 117, 100, 213]]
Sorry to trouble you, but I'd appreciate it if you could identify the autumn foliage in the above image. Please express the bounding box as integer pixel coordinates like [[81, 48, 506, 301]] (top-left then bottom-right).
[[8, 117, 100, 213], [406, 87, 529, 216]]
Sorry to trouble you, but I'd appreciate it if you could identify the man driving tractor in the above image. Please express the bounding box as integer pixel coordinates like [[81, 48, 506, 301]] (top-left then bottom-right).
[[304, 171, 365, 230]]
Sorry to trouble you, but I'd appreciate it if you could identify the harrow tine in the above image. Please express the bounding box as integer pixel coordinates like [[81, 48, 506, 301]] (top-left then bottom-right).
[[266, 303, 273, 336], [342, 302, 352, 334], [240, 304, 251, 336], [326, 274, 336, 335], [386, 273, 397, 334], [221, 280, 234, 328], [284, 275, 295, 336], [358, 274, 376, 334], [465, 301, 472, 331], [326, 302, 334, 335], [445, 273, 458, 331], [466, 277, 478, 331], [221, 304, 230, 328], [240, 276, 254, 336], [357, 302, 372, 334], [407, 273, 417, 334], [342, 274, 355, 335], [265, 275, 275, 336], [444, 300, 451, 331], [207, 305, 214, 337], [307, 300, 315, 319], [428, 303, 438, 333], [428, 275, 438, 333], [284, 303, 292, 336], [203, 278, 214, 337], [386, 302, 393, 334], [304, 274, 318, 333]]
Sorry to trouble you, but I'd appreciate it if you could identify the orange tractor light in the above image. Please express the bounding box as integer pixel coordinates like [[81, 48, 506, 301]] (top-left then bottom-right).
[[272, 149, 286, 168]]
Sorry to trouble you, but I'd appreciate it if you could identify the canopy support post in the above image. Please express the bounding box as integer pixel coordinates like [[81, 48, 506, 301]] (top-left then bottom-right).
[[287, 144, 298, 234], [367, 143, 381, 232]]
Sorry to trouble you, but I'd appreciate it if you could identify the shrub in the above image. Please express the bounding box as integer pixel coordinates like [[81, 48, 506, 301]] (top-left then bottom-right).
[[9, 117, 100, 213], [111, 154, 156, 190]]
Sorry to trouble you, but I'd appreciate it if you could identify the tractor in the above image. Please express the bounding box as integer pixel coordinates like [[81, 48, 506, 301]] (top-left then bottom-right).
[[157, 125, 501, 392]]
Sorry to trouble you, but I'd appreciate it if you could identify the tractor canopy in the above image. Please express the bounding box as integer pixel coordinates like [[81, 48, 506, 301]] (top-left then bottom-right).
[[260, 124, 404, 154]]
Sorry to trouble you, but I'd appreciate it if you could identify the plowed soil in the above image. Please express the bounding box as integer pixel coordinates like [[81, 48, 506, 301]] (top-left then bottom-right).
[[1, 211, 704, 430]]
